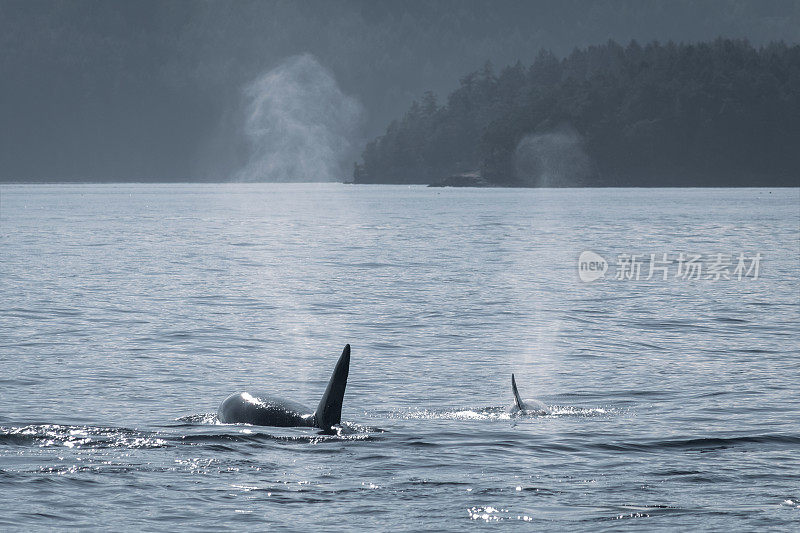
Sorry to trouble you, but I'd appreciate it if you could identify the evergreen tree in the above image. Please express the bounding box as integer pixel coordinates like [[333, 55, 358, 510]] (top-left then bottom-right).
[[355, 39, 800, 186]]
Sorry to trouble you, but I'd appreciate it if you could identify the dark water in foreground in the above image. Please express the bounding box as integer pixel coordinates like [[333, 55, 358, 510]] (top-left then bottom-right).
[[1, 184, 799, 531]]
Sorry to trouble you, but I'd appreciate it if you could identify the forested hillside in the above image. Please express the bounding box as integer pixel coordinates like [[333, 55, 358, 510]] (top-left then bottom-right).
[[354, 39, 800, 186]]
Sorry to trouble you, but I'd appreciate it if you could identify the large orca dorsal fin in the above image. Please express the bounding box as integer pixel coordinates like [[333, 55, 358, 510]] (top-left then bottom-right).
[[314, 344, 351, 433], [511, 373, 523, 410]]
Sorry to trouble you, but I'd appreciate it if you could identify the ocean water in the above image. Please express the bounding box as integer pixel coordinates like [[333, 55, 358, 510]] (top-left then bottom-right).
[[1, 184, 798, 531]]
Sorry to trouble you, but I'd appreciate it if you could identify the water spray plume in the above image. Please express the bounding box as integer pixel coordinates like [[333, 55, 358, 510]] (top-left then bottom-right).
[[236, 54, 363, 182]]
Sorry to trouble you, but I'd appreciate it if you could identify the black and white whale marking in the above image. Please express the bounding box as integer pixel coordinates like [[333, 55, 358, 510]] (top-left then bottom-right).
[[218, 344, 351, 433], [510, 373, 550, 414]]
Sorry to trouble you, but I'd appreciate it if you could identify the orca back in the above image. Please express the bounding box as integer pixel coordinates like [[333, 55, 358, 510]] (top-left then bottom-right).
[[217, 392, 314, 427]]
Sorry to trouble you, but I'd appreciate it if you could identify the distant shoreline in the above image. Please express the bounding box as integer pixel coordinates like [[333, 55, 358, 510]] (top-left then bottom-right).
[[1, 180, 797, 189], [354, 39, 800, 189]]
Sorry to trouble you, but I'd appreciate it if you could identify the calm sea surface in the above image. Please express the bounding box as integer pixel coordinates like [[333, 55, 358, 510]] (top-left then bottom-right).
[[1, 184, 799, 531]]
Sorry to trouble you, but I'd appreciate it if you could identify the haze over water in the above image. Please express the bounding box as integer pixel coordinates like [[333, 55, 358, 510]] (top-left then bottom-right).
[[1, 184, 798, 530]]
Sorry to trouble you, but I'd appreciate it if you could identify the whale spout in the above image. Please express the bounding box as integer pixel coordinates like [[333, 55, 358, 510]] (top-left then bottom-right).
[[314, 344, 350, 433]]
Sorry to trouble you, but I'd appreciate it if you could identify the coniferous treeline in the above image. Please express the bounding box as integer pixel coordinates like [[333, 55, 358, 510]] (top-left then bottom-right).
[[354, 39, 800, 186]]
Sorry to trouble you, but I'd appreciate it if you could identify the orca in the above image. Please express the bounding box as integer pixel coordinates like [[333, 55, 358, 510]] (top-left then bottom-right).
[[510, 373, 550, 414], [218, 344, 351, 434]]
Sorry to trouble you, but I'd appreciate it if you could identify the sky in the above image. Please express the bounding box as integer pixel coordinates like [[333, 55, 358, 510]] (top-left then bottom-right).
[[1, 0, 798, 181]]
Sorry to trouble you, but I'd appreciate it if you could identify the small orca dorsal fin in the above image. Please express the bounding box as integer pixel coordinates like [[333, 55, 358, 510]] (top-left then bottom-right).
[[314, 344, 351, 433], [511, 373, 523, 410]]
